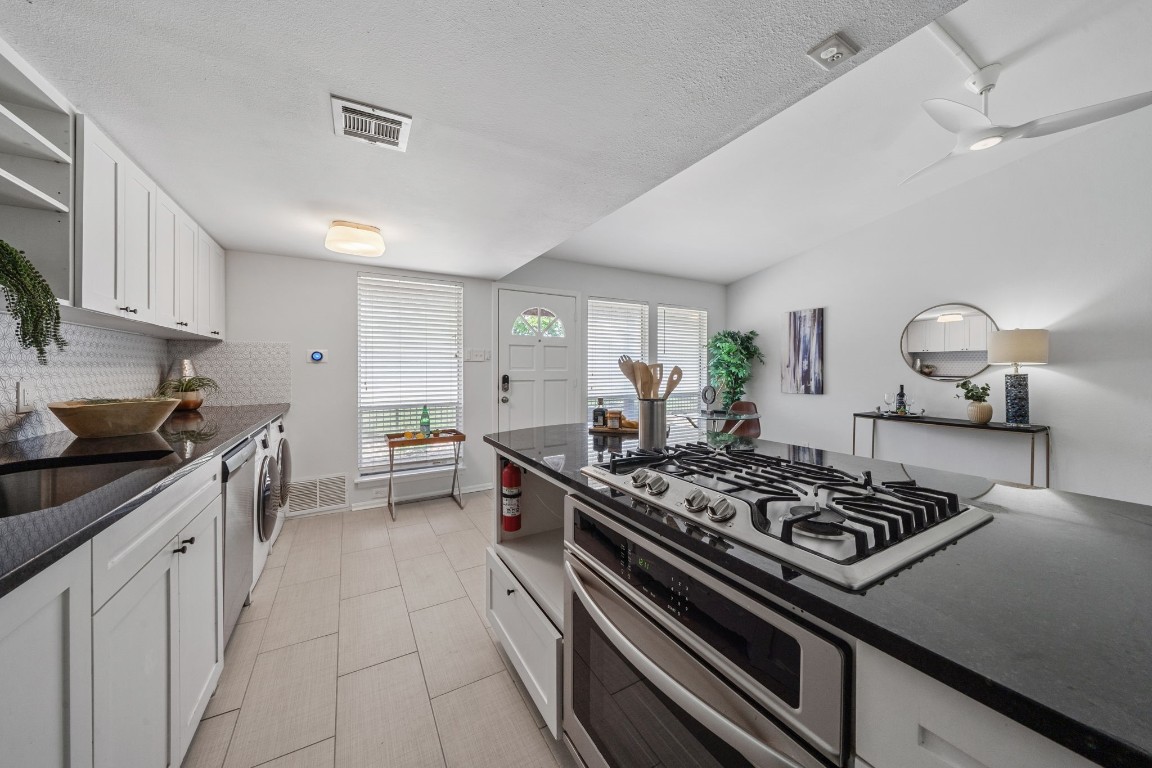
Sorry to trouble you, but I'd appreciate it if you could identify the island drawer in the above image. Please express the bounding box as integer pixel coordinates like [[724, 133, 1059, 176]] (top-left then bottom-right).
[[855, 642, 1095, 768], [486, 547, 561, 737]]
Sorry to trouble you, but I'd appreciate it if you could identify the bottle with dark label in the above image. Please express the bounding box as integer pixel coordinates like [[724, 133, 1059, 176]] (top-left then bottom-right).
[[419, 405, 431, 435], [895, 385, 907, 415], [592, 397, 607, 427]]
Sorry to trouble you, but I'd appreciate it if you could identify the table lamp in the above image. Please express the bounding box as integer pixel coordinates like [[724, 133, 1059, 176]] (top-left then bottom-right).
[[987, 329, 1049, 425]]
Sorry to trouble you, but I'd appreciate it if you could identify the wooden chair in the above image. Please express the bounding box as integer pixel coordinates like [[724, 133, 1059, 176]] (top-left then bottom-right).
[[723, 400, 760, 438]]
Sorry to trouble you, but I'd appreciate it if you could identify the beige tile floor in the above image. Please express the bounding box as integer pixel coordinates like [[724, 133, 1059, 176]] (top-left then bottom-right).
[[183, 491, 579, 768]]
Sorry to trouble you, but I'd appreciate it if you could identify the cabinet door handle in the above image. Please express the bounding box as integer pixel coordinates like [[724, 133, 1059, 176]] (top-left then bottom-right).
[[176, 321, 189, 327], [118, 306, 138, 314], [173, 545, 188, 554], [211, 331, 221, 336], [506, 588, 516, 596], [181, 537, 196, 546]]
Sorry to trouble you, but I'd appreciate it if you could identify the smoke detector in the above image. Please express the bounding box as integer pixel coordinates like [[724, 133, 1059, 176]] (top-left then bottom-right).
[[331, 96, 412, 151]]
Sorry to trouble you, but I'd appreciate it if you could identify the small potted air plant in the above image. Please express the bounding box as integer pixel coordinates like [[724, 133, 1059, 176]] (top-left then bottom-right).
[[955, 380, 993, 424], [157, 375, 220, 411]]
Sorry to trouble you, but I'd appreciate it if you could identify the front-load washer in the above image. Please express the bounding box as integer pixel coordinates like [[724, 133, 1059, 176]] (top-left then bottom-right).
[[252, 426, 282, 588], [268, 416, 292, 520]]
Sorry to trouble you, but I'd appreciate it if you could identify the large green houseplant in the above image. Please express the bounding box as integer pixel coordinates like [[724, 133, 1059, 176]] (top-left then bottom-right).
[[0, 239, 66, 364], [707, 329, 765, 410]]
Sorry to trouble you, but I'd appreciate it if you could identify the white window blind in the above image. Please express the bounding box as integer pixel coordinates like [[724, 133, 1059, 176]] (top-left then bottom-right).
[[357, 274, 463, 472], [587, 298, 648, 420], [658, 305, 708, 421]]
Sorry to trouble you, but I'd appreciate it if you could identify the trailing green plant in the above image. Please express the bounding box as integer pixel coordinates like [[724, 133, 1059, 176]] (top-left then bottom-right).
[[707, 329, 765, 411], [955, 380, 991, 403], [0, 239, 66, 364], [157, 375, 220, 396]]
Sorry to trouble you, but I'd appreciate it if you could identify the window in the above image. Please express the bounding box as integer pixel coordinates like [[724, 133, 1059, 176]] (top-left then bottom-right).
[[587, 298, 648, 421], [512, 306, 565, 337], [357, 273, 463, 473], [658, 305, 708, 424]]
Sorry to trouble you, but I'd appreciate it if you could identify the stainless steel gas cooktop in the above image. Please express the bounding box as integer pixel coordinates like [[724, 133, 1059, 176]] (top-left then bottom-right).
[[581, 443, 992, 591]]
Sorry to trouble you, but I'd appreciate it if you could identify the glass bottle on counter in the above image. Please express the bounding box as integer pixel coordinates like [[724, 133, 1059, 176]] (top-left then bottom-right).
[[895, 385, 907, 415], [419, 405, 431, 435], [592, 397, 607, 427]]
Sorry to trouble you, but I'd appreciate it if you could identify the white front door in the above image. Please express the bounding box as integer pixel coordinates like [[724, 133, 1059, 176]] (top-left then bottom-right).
[[497, 289, 578, 432]]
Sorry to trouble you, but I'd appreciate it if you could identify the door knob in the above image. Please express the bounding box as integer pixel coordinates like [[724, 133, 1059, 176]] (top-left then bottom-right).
[[500, 396, 509, 403]]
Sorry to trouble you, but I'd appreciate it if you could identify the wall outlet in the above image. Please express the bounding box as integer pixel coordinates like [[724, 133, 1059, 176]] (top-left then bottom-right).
[[15, 381, 34, 414]]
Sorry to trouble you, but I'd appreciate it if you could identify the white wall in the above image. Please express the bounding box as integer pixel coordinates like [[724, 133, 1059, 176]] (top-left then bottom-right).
[[727, 111, 1152, 503], [227, 251, 726, 507]]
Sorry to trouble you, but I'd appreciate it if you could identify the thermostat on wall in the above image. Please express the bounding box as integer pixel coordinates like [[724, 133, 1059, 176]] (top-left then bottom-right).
[[308, 349, 328, 363]]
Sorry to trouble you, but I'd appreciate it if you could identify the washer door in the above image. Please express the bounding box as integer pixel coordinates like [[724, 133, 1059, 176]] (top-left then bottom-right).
[[257, 456, 281, 543], [276, 438, 292, 510]]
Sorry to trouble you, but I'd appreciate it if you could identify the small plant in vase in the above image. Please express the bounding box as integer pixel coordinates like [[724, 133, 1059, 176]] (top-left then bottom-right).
[[157, 375, 220, 411], [956, 380, 993, 424]]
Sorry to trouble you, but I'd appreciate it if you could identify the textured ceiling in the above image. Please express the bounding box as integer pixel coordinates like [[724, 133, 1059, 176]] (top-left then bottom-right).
[[546, 0, 1152, 283], [1, 0, 961, 278]]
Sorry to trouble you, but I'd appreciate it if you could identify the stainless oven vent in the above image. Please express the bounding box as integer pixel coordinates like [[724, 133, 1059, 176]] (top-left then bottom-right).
[[331, 96, 412, 151]]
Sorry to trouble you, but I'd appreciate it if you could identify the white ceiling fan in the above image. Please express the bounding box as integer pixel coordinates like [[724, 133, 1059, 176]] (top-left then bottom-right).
[[902, 21, 1152, 184]]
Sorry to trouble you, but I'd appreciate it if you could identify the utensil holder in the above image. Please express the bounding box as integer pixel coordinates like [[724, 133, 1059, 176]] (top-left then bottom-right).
[[638, 399, 667, 451]]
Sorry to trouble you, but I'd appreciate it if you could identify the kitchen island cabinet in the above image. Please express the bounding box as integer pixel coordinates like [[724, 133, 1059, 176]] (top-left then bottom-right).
[[483, 423, 1152, 768]]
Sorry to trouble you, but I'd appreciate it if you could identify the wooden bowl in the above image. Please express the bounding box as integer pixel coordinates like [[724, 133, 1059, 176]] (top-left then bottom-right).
[[48, 399, 181, 439]]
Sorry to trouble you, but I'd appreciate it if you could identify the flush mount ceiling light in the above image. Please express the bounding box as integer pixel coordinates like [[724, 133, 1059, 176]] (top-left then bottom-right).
[[901, 21, 1152, 184], [325, 220, 385, 257], [936, 313, 965, 323]]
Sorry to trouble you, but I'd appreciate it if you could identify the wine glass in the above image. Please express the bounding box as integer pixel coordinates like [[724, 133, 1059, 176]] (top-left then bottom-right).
[[906, 395, 917, 415], [882, 393, 894, 412]]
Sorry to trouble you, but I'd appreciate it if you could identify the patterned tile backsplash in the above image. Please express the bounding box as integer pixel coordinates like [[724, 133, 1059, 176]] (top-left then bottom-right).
[[167, 340, 291, 406], [0, 313, 290, 443]]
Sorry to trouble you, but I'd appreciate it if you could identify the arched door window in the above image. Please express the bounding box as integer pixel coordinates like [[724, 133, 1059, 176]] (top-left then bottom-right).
[[511, 306, 565, 338]]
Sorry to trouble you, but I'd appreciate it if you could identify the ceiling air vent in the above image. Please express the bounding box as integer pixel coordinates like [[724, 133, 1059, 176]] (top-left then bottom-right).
[[331, 96, 412, 152]]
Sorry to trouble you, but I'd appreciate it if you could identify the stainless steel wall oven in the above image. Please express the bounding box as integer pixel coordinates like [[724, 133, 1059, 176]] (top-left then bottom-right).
[[564, 495, 850, 768]]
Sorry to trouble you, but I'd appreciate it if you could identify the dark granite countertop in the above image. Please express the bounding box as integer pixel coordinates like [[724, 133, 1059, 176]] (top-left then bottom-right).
[[0, 404, 290, 598], [484, 424, 1152, 768]]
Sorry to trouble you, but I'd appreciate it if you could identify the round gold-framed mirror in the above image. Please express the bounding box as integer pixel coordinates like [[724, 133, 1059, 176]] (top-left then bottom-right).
[[900, 303, 998, 381]]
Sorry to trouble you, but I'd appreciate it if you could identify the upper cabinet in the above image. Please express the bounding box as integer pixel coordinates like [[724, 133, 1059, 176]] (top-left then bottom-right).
[[76, 115, 224, 340]]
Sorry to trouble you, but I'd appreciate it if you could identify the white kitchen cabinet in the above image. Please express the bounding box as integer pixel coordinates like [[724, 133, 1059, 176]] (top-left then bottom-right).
[[77, 116, 155, 320], [155, 189, 198, 331], [943, 316, 990, 352], [195, 227, 212, 335], [967, 315, 989, 350], [0, 543, 93, 768], [855, 642, 1096, 768], [943, 319, 967, 351], [208, 235, 226, 339], [93, 537, 180, 768], [906, 319, 946, 353], [92, 469, 223, 768]]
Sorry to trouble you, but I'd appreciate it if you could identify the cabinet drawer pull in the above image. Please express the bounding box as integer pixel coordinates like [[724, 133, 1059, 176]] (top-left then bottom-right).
[[506, 588, 516, 596], [118, 306, 138, 314], [176, 321, 189, 327], [181, 537, 196, 546], [211, 331, 221, 336], [173, 545, 188, 554]]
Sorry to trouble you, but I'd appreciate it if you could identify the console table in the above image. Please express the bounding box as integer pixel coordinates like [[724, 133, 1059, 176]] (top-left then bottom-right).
[[385, 429, 466, 520], [851, 412, 1051, 487]]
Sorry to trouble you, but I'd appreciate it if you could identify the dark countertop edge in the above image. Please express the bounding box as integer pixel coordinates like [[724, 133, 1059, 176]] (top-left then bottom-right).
[[0, 404, 290, 599], [483, 432, 1147, 768], [0, 449, 176, 475]]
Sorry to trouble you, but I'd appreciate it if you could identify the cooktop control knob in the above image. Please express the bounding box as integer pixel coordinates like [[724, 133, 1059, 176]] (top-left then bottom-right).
[[683, 489, 710, 513], [645, 475, 670, 496], [707, 497, 737, 522], [630, 469, 651, 487]]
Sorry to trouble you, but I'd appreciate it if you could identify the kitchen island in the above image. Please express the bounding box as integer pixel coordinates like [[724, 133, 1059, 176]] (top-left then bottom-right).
[[484, 423, 1152, 768]]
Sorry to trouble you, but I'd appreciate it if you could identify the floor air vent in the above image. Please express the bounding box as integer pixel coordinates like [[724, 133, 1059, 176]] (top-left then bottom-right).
[[287, 474, 348, 514], [331, 96, 411, 151]]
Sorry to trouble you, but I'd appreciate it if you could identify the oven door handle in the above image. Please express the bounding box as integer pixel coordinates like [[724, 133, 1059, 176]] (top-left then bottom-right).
[[565, 561, 806, 768]]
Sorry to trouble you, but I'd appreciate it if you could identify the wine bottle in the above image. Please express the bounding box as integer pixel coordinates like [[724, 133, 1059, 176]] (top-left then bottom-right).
[[592, 397, 607, 427], [895, 385, 907, 414]]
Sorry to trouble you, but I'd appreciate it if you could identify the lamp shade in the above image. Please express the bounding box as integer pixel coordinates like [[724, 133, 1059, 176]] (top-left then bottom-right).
[[325, 220, 385, 257], [988, 329, 1049, 365]]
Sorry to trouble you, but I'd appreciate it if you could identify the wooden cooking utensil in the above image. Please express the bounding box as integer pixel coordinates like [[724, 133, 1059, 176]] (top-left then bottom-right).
[[648, 363, 663, 399], [663, 366, 683, 400], [634, 361, 653, 400], [618, 355, 640, 396]]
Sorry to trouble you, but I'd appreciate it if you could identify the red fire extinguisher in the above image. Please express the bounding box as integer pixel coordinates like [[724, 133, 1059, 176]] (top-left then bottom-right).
[[501, 461, 522, 532]]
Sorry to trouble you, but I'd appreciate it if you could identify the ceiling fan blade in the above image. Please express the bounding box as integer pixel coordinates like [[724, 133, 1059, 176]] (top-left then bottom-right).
[[1005, 90, 1152, 140], [900, 151, 961, 185], [922, 99, 992, 134]]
